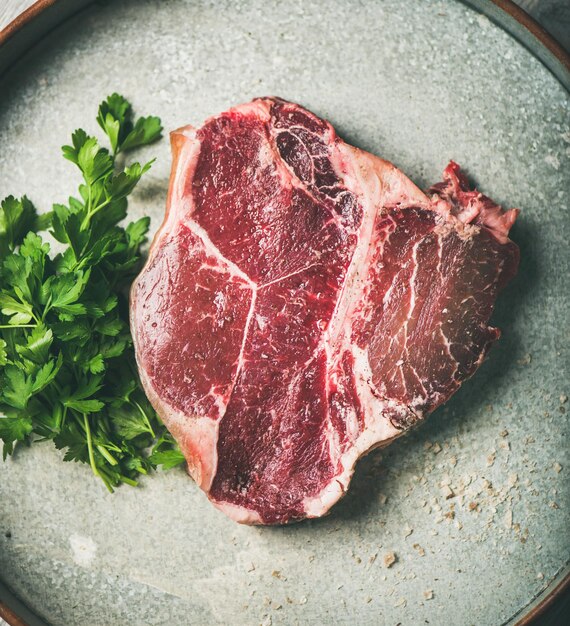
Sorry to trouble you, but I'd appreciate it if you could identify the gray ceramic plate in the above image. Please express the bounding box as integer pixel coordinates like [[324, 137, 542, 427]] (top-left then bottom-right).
[[0, 1, 569, 625]]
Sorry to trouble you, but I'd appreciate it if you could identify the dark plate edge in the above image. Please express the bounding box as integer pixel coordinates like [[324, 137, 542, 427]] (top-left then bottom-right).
[[0, 0, 96, 76], [462, 0, 570, 91], [0, 0, 57, 46], [0, 579, 40, 626], [0, 1, 568, 625], [491, 0, 569, 67], [511, 563, 570, 626], [0, 595, 28, 626]]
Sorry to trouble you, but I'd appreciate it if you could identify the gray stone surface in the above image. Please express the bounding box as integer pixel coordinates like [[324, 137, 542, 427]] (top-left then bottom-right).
[[0, 1, 568, 625], [2, 1, 570, 51]]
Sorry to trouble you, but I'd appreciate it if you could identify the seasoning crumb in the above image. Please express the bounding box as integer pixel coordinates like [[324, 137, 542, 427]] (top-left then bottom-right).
[[272, 570, 286, 581], [449, 455, 457, 467], [394, 597, 407, 608], [553, 462, 562, 473], [560, 394, 568, 404], [441, 485, 455, 499], [549, 501, 559, 509], [413, 543, 426, 556], [247, 563, 256, 572], [378, 493, 388, 505], [423, 590, 434, 600], [498, 440, 510, 451], [487, 451, 496, 466], [500, 429, 509, 437], [432, 442, 442, 454], [424, 441, 433, 450], [366, 597, 372, 604], [469, 501, 479, 512], [383, 552, 397, 568], [369, 553, 377, 565], [537, 572, 544, 580], [404, 525, 413, 538], [517, 353, 532, 366]]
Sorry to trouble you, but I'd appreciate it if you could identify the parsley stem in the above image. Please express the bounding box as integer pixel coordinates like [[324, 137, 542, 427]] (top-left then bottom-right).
[[81, 197, 111, 231], [96, 465, 115, 493], [41, 294, 52, 321], [96, 444, 117, 466], [60, 405, 68, 430], [88, 198, 111, 220], [0, 324, 36, 329], [83, 413, 100, 480], [119, 475, 138, 487]]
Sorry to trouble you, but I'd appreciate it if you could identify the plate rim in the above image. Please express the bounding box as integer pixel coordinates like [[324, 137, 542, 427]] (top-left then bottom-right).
[[1, 0, 568, 85], [0, 1, 568, 625]]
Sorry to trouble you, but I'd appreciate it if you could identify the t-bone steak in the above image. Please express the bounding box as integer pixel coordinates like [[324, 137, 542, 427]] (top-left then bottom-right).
[[131, 97, 519, 524]]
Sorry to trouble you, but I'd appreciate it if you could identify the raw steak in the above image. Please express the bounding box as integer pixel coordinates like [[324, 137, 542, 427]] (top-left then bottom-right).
[[131, 98, 519, 524]]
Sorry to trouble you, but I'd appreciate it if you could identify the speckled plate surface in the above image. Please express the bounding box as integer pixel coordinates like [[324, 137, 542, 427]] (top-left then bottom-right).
[[0, 1, 569, 625]]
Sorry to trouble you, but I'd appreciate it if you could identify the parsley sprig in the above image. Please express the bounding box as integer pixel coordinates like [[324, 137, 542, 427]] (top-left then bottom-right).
[[0, 94, 184, 490]]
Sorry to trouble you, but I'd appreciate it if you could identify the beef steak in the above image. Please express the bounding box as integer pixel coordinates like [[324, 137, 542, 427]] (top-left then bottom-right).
[[131, 98, 519, 524]]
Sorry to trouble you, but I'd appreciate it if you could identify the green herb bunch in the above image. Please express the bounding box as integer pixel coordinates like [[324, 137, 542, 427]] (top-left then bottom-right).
[[0, 94, 184, 491]]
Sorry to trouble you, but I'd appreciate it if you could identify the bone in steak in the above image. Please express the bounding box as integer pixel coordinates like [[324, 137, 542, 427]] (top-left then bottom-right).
[[131, 98, 519, 524]]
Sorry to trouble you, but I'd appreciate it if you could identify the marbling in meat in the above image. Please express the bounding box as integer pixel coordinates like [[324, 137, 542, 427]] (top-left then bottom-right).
[[131, 98, 519, 524]]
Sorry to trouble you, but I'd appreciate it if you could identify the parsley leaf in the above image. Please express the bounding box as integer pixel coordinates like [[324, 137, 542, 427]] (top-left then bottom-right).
[[0, 339, 7, 366], [0, 416, 33, 459], [150, 431, 186, 470], [120, 117, 162, 152], [97, 93, 162, 155], [15, 324, 53, 363], [149, 447, 186, 470], [0, 196, 38, 258], [0, 94, 180, 491], [1, 366, 34, 410]]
